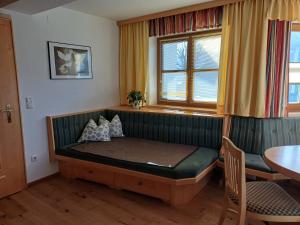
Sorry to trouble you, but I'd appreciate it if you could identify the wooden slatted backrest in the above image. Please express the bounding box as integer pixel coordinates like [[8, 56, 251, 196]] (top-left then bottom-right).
[[223, 137, 246, 211]]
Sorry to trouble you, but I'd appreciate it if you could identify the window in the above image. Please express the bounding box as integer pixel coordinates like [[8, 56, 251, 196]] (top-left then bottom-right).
[[158, 31, 222, 108], [161, 40, 188, 101], [288, 24, 300, 112]]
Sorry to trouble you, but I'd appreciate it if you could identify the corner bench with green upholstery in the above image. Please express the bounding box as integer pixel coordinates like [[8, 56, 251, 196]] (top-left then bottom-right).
[[218, 116, 300, 180], [47, 108, 223, 205]]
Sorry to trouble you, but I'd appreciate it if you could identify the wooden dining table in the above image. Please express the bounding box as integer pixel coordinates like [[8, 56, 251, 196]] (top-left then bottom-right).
[[264, 146, 300, 181]]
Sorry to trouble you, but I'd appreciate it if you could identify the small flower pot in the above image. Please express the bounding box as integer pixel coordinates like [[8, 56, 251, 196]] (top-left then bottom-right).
[[132, 101, 141, 109]]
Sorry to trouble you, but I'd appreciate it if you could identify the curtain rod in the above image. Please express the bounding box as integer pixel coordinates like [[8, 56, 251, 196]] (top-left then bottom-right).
[[117, 0, 243, 26]]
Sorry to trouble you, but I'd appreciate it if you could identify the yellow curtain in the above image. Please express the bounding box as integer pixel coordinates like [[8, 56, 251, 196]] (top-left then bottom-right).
[[268, 0, 300, 21], [119, 21, 149, 105], [216, 2, 238, 115], [217, 0, 269, 117]]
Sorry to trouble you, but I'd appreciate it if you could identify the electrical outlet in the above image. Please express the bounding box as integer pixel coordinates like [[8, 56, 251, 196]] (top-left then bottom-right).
[[25, 97, 34, 109], [31, 155, 38, 162]]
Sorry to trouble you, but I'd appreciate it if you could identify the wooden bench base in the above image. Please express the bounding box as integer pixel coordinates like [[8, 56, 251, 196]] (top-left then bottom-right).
[[57, 155, 215, 206]]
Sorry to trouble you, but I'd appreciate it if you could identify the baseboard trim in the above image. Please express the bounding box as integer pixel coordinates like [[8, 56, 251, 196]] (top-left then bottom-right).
[[28, 173, 59, 187]]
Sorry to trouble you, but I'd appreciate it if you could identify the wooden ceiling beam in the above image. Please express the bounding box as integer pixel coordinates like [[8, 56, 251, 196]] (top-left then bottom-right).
[[117, 0, 243, 26], [0, 0, 18, 8]]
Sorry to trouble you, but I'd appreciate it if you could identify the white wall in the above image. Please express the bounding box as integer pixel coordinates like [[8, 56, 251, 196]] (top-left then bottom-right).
[[0, 7, 119, 182]]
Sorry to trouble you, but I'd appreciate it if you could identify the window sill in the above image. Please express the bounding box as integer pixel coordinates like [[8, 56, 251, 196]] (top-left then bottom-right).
[[110, 105, 222, 118], [150, 104, 217, 113], [288, 112, 300, 117], [287, 104, 300, 117]]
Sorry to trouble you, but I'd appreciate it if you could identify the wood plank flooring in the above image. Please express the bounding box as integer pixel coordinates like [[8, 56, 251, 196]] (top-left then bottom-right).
[[0, 175, 299, 225]]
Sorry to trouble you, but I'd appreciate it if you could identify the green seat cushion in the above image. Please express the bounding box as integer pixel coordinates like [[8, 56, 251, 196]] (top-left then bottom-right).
[[57, 144, 218, 179], [219, 153, 275, 173]]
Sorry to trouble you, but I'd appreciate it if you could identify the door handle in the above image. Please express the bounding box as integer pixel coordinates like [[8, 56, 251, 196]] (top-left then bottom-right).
[[1, 104, 13, 123]]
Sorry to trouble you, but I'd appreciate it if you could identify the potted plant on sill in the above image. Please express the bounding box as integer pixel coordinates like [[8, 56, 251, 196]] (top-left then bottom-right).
[[127, 90, 146, 110]]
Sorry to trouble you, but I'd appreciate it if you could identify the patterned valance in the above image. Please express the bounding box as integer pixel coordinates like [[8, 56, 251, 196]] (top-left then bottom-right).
[[149, 6, 223, 37]]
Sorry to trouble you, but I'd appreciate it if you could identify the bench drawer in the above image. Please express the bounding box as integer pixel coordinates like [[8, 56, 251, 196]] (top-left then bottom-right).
[[77, 166, 115, 185], [114, 173, 170, 200], [60, 162, 114, 186]]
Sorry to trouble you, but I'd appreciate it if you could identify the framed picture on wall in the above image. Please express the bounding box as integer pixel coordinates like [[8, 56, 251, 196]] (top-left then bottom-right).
[[48, 41, 93, 79]]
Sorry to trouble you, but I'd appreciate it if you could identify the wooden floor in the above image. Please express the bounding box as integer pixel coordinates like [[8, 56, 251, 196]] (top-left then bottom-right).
[[0, 175, 299, 225]]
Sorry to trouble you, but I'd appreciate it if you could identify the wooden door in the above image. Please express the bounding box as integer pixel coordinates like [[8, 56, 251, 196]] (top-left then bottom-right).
[[0, 16, 26, 198]]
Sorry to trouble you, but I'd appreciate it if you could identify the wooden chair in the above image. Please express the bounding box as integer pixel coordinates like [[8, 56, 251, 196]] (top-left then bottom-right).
[[218, 137, 300, 225]]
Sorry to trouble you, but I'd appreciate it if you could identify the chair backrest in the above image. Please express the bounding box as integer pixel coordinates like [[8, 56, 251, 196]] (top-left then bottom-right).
[[223, 137, 246, 211]]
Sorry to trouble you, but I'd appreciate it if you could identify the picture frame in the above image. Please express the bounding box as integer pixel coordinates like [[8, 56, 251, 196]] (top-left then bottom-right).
[[48, 41, 93, 79]]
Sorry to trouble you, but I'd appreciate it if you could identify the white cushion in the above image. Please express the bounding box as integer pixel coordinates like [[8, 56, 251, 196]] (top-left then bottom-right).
[[78, 119, 111, 142], [99, 115, 124, 138]]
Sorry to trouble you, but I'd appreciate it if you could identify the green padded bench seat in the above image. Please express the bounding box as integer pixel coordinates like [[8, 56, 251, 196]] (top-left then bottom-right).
[[221, 116, 300, 174], [219, 153, 274, 173], [229, 116, 300, 155], [52, 108, 223, 180], [57, 144, 218, 179], [105, 109, 223, 149]]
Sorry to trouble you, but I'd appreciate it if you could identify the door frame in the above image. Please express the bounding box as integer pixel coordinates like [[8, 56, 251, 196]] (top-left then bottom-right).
[[0, 13, 27, 187]]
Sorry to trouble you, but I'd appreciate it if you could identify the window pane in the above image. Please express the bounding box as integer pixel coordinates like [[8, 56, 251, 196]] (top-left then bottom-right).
[[290, 31, 300, 63], [162, 41, 188, 70], [289, 63, 300, 83], [194, 35, 221, 70], [289, 63, 300, 104], [193, 71, 218, 102], [162, 72, 187, 101], [289, 84, 300, 104]]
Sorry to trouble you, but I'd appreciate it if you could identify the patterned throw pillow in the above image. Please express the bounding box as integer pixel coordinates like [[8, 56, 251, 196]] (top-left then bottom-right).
[[98, 115, 124, 138], [77, 119, 111, 142]]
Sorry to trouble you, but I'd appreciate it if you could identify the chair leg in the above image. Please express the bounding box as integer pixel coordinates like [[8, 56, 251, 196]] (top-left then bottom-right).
[[236, 208, 246, 225], [218, 207, 227, 225], [236, 216, 246, 225], [218, 198, 228, 225], [219, 169, 225, 187]]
